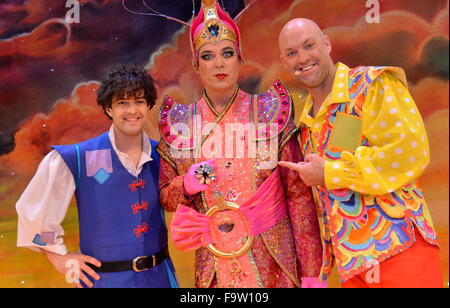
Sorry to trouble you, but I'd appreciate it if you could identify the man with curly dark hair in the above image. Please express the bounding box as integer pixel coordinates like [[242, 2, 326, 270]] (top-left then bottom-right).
[[97, 64, 157, 119], [16, 64, 178, 288]]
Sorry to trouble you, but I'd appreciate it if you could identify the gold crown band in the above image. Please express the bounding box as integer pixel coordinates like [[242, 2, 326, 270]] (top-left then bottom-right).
[[193, 1, 238, 51], [193, 20, 238, 51]]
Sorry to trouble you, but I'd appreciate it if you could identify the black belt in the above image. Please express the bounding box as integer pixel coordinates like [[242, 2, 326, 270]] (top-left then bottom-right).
[[88, 246, 169, 273]]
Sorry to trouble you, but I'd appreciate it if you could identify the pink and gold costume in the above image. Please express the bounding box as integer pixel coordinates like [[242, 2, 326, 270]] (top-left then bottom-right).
[[155, 0, 321, 288], [157, 81, 322, 287]]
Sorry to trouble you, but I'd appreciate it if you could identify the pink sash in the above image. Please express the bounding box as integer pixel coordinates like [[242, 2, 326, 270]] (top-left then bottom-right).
[[170, 168, 287, 262]]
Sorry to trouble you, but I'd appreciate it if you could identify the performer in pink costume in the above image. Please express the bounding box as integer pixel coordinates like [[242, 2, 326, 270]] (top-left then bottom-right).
[[155, 0, 323, 288]]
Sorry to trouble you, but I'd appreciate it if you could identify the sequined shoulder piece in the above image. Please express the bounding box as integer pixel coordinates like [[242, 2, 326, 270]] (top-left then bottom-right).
[[159, 95, 195, 150], [251, 79, 292, 140]]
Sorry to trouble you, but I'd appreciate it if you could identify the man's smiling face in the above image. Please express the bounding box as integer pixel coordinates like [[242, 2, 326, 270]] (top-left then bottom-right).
[[279, 19, 335, 90]]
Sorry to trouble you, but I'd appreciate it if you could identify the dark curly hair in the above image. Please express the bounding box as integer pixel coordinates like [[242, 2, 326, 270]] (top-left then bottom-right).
[[97, 64, 157, 119]]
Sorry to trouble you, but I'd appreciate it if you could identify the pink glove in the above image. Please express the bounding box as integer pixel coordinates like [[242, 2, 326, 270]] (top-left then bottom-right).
[[183, 159, 216, 196], [301, 277, 328, 288]]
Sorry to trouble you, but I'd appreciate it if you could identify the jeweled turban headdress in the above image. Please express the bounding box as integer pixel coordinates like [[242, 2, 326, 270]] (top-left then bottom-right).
[[122, 0, 256, 69]]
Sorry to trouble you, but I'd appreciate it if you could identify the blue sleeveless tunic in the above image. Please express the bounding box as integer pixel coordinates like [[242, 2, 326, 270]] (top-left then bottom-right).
[[53, 132, 177, 288]]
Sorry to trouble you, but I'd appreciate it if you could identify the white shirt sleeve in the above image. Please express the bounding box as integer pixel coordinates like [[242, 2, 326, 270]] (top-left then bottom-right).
[[16, 150, 76, 255]]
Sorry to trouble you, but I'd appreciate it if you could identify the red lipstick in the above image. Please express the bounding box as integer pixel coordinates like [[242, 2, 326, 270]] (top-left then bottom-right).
[[215, 73, 228, 79]]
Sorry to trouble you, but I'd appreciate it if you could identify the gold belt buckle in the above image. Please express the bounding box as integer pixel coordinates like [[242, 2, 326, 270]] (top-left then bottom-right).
[[205, 201, 254, 259], [132, 256, 150, 272]]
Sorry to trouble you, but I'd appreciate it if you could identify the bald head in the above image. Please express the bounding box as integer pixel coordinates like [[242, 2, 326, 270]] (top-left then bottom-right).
[[279, 18, 325, 50], [278, 18, 335, 91]]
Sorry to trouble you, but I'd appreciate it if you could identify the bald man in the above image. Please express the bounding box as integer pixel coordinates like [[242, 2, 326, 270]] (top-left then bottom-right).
[[278, 18, 444, 288]]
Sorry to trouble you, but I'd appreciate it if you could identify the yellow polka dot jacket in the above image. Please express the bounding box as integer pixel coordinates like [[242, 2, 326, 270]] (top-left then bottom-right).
[[298, 62, 439, 282]]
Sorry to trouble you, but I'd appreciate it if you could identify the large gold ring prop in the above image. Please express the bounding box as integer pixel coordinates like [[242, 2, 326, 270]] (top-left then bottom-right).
[[205, 201, 254, 258]]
